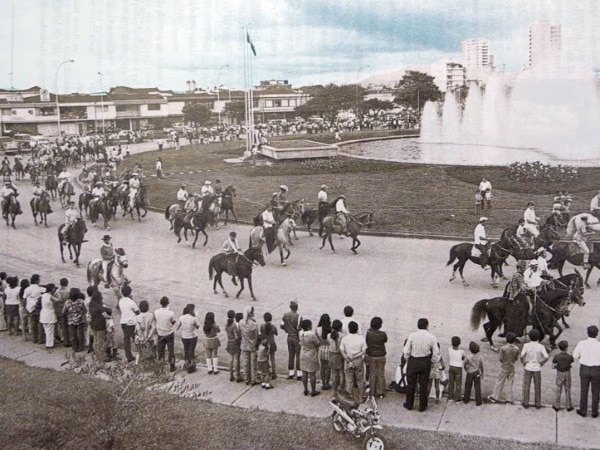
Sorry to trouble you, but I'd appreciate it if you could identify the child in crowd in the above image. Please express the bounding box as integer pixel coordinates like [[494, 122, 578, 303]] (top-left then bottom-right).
[[203, 312, 221, 375], [328, 319, 345, 396], [257, 337, 273, 389], [225, 310, 242, 382], [447, 336, 465, 402], [463, 341, 484, 405], [260, 312, 278, 380], [317, 314, 332, 390], [489, 332, 520, 404], [428, 342, 446, 401], [552, 340, 574, 412]]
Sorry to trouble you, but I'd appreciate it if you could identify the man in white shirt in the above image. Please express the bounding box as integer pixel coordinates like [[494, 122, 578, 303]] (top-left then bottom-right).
[[523, 202, 540, 238], [127, 173, 141, 211], [118, 285, 140, 363], [334, 195, 350, 236], [478, 177, 492, 193], [534, 248, 552, 279], [154, 296, 176, 372], [261, 204, 277, 254], [568, 214, 594, 269], [58, 169, 72, 194], [221, 231, 243, 286], [473, 217, 489, 269], [339, 321, 367, 402], [62, 201, 80, 243], [201, 180, 214, 198], [177, 185, 189, 208], [573, 325, 600, 418], [524, 260, 543, 289]]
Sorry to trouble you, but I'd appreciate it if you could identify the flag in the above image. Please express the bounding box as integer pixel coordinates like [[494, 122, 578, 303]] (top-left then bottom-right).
[[246, 31, 257, 57]]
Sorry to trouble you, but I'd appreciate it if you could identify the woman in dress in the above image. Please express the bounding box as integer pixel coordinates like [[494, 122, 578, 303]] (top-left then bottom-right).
[[316, 314, 332, 390], [299, 319, 321, 397], [203, 312, 221, 374]]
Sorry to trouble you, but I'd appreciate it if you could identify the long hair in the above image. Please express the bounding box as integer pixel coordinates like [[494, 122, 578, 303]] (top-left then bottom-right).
[[203, 312, 216, 334], [317, 314, 332, 340]]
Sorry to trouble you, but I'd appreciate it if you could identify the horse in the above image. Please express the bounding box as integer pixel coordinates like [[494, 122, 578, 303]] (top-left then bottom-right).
[[124, 185, 149, 221], [87, 247, 129, 297], [446, 241, 509, 287], [89, 198, 114, 231], [200, 195, 220, 228], [1, 193, 21, 229], [320, 211, 373, 254], [499, 224, 561, 260], [208, 247, 266, 301], [164, 204, 182, 230], [220, 186, 238, 225], [300, 203, 318, 237], [470, 272, 585, 350], [548, 241, 600, 288], [173, 209, 210, 248], [58, 217, 88, 266], [45, 174, 58, 200], [30, 191, 52, 226], [12, 160, 24, 181], [59, 180, 75, 207], [0, 164, 12, 179], [78, 192, 92, 218], [276, 217, 297, 266]]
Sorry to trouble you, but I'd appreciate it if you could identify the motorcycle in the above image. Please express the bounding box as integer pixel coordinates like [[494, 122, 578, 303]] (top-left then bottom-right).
[[329, 391, 389, 450]]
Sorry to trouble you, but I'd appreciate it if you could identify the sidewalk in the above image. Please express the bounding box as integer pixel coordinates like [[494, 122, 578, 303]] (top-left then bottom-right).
[[0, 334, 597, 449]]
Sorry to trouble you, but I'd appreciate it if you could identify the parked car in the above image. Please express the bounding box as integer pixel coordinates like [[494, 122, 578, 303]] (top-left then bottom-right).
[[3, 141, 19, 156]]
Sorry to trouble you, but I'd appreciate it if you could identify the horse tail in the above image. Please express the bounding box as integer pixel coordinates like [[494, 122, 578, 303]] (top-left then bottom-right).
[[165, 205, 171, 220], [446, 245, 458, 266], [470, 299, 488, 331], [208, 259, 214, 280]]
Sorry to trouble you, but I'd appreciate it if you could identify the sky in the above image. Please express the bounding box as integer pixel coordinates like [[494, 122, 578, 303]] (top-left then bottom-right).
[[0, 0, 598, 94]]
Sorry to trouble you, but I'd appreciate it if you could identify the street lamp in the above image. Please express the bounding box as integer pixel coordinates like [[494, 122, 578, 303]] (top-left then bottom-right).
[[355, 64, 370, 125], [216, 64, 229, 127], [55, 59, 74, 141], [98, 72, 105, 133]]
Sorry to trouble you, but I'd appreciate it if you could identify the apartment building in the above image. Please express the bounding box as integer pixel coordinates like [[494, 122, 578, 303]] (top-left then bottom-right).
[[462, 39, 495, 84], [529, 21, 562, 71]]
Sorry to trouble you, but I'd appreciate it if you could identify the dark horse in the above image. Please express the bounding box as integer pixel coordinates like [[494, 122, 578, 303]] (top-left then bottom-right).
[[2, 193, 21, 229], [173, 209, 210, 248], [220, 185, 238, 225], [470, 272, 585, 350], [208, 247, 266, 300], [549, 241, 600, 288], [30, 191, 52, 226], [498, 224, 560, 261], [78, 191, 92, 218], [58, 217, 88, 266], [89, 198, 114, 231], [125, 185, 149, 221], [45, 174, 58, 200], [59, 180, 75, 208], [446, 241, 508, 287], [12, 159, 24, 181], [320, 211, 374, 254]]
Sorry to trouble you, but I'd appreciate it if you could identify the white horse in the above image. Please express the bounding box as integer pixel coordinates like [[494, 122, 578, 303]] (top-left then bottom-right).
[[277, 217, 297, 266], [87, 248, 130, 298]]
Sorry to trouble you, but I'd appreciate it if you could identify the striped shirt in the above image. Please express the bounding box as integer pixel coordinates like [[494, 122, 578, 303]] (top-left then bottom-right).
[[403, 329, 440, 363]]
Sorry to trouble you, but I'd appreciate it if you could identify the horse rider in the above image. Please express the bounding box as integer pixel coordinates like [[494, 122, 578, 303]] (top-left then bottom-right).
[[57, 167, 72, 195], [590, 191, 600, 218], [90, 181, 106, 212], [30, 181, 53, 214], [100, 234, 115, 288], [473, 216, 490, 269], [545, 209, 565, 232], [567, 213, 595, 270], [534, 248, 552, 280], [334, 194, 350, 236], [127, 172, 141, 211], [317, 183, 329, 211], [177, 185, 189, 208], [275, 185, 288, 209], [515, 218, 533, 249], [249, 216, 265, 250], [523, 202, 540, 238], [214, 179, 223, 205], [62, 201, 79, 244], [505, 260, 530, 324], [261, 203, 277, 254], [1, 180, 20, 218], [200, 180, 214, 198], [221, 231, 243, 286]]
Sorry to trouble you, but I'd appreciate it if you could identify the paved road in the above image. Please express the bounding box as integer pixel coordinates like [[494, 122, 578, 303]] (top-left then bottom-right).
[[1, 147, 600, 447]]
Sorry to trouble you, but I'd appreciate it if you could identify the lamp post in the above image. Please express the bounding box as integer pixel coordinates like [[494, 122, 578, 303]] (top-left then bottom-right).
[[217, 64, 229, 127], [355, 64, 369, 126], [98, 72, 105, 133], [55, 59, 74, 141]]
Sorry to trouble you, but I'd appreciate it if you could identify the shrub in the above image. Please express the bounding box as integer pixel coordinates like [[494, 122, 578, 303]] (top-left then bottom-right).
[[503, 161, 578, 183]]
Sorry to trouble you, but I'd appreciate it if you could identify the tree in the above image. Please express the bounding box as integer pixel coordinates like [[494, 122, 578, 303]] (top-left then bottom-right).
[[182, 102, 212, 127], [393, 71, 442, 113], [223, 101, 246, 125], [364, 98, 394, 113], [294, 83, 365, 123]]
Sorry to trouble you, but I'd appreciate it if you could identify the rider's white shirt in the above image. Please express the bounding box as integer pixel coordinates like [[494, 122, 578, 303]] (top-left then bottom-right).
[[317, 190, 328, 203], [58, 171, 71, 181], [474, 223, 487, 244], [92, 187, 105, 198], [591, 195, 600, 212], [65, 208, 79, 222], [201, 185, 214, 197], [129, 178, 140, 189], [0, 187, 15, 198], [335, 199, 348, 214], [523, 207, 538, 225], [516, 224, 528, 238], [177, 189, 189, 202], [536, 256, 549, 274], [523, 268, 543, 288]]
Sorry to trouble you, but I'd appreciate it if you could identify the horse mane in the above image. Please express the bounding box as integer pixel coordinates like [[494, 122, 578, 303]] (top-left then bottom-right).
[[115, 247, 125, 256]]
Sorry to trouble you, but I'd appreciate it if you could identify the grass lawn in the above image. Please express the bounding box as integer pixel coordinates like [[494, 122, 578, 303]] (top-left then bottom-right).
[[123, 133, 600, 239], [0, 358, 566, 450]]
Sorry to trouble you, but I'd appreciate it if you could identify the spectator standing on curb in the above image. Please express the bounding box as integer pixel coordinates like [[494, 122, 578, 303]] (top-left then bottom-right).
[[573, 325, 600, 418], [63, 289, 86, 353], [281, 300, 302, 380], [240, 305, 258, 385], [225, 310, 242, 382], [300, 319, 322, 397], [447, 336, 465, 402], [176, 304, 200, 373], [260, 312, 278, 380], [489, 332, 520, 404], [552, 340, 574, 412], [316, 314, 332, 390], [328, 319, 345, 396], [89, 291, 112, 363], [520, 329, 548, 409], [134, 300, 156, 363], [154, 296, 176, 372], [341, 305, 361, 335], [55, 278, 70, 346], [463, 341, 484, 405], [203, 312, 221, 375], [39, 283, 58, 351], [340, 321, 367, 402], [118, 285, 140, 363], [365, 316, 388, 399]]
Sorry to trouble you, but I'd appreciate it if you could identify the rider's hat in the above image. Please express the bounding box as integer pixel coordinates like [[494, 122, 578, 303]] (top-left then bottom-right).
[[102, 235, 111, 241], [536, 247, 547, 254], [479, 217, 488, 222], [339, 195, 346, 199], [96, 182, 102, 186], [181, 185, 186, 189], [204, 180, 212, 185], [527, 202, 535, 207], [132, 173, 139, 177], [529, 260, 539, 267], [68, 201, 75, 206], [321, 184, 327, 190], [280, 185, 288, 191]]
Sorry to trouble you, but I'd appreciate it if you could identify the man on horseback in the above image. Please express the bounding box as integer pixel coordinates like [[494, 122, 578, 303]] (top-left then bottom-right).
[[568, 213, 594, 270], [1, 180, 21, 218], [334, 195, 350, 236], [523, 202, 540, 238], [57, 167, 72, 195], [261, 203, 277, 254], [177, 185, 189, 208], [221, 231, 243, 286], [127, 173, 141, 212], [214, 179, 223, 205], [60, 201, 79, 244], [200, 180, 214, 198], [100, 234, 115, 288], [275, 185, 288, 209], [30, 181, 53, 214], [473, 217, 490, 269], [515, 218, 534, 249]]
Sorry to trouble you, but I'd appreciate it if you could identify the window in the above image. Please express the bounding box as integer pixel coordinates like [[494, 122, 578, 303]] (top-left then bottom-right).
[[265, 100, 273, 107], [273, 100, 282, 107], [116, 105, 127, 112], [148, 104, 161, 111]]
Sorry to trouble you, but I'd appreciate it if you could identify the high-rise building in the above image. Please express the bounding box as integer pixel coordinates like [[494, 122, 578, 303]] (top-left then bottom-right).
[[462, 39, 495, 84], [528, 21, 561, 70]]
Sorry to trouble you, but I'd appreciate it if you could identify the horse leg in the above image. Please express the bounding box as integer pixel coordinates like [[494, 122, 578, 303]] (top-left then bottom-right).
[[11, 214, 16, 229], [458, 261, 469, 286], [236, 277, 246, 299], [246, 276, 257, 301], [192, 230, 199, 249], [450, 260, 461, 282], [584, 266, 593, 289], [351, 236, 361, 254], [60, 240, 66, 263], [141, 206, 147, 218], [231, 208, 238, 225], [560, 314, 570, 329], [217, 273, 228, 298], [201, 229, 208, 247]]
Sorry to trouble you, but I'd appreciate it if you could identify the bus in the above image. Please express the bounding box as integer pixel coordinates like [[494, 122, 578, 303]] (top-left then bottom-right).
[[13, 133, 32, 151]]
